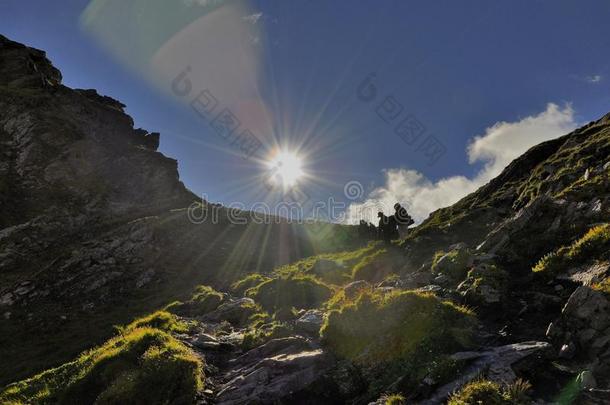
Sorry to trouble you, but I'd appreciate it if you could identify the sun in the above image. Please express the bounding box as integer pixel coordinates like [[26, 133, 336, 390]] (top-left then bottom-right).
[[266, 151, 304, 188]]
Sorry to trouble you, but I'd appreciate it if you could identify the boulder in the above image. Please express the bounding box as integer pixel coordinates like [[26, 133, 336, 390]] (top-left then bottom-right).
[[418, 341, 551, 405], [216, 337, 332, 404], [549, 286, 610, 383], [203, 297, 258, 327]]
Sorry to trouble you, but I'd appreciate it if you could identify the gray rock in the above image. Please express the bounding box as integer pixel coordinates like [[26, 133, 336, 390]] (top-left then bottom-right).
[[343, 280, 372, 298], [577, 370, 597, 389], [559, 342, 575, 359], [416, 284, 442, 294], [216, 337, 332, 404], [418, 341, 551, 405], [563, 287, 610, 330], [295, 309, 324, 334]]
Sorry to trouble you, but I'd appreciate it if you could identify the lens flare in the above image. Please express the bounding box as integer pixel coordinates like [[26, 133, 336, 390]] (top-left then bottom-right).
[[267, 151, 304, 188]]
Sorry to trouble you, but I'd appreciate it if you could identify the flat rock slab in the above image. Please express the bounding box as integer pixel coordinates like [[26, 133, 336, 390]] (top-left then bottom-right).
[[216, 337, 332, 404], [417, 341, 551, 405]]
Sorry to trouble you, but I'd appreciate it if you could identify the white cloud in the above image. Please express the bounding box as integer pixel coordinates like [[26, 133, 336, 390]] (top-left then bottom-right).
[[346, 103, 577, 225], [585, 75, 602, 83], [242, 12, 263, 24]]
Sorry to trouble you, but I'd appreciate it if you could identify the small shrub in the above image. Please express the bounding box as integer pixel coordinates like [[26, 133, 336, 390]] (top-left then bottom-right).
[[246, 274, 332, 311]]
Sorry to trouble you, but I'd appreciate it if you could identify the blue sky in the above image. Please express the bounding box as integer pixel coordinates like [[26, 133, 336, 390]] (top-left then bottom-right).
[[2, 0, 609, 221]]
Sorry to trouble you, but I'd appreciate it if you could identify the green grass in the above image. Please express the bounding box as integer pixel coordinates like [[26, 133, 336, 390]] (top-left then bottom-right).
[[448, 378, 532, 405], [242, 320, 293, 350], [0, 324, 203, 405], [351, 248, 403, 283], [463, 264, 509, 297], [382, 393, 406, 404], [246, 274, 333, 311], [166, 285, 224, 317], [231, 273, 271, 296], [321, 288, 475, 397], [118, 310, 192, 334], [533, 223, 610, 274], [431, 247, 472, 280], [592, 277, 610, 296], [321, 289, 475, 364], [448, 380, 506, 405]]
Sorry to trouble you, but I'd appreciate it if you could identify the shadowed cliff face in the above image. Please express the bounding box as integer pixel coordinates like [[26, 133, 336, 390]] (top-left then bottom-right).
[[0, 34, 196, 229], [0, 34, 360, 384]]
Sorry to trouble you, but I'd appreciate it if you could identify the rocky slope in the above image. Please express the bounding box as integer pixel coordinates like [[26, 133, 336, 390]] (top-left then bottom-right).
[[0, 34, 358, 386], [1, 34, 610, 404]]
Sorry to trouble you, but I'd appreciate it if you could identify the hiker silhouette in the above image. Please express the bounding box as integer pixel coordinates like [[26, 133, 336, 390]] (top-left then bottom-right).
[[377, 211, 398, 243]]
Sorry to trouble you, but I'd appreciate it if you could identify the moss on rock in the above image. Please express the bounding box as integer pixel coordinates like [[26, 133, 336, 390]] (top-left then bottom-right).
[[0, 326, 203, 405], [321, 289, 475, 364], [246, 274, 333, 312]]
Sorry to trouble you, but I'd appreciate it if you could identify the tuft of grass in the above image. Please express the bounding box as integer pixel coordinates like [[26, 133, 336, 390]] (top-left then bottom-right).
[[431, 247, 472, 280], [533, 223, 610, 274], [166, 285, 224, 317], [504, 378, 533, 404], [246, 274, 333, 311], [382, 393, 407, 404], [230, 273, 270, 296], [321, 289, 475, 364], [351, 248, 403, 283], [242, 321, 293, 350], [448, 379, 505, 405], [118, 310, 191, 334], [592, 276, 610, 296], [0, 327, 203, 405], [448, 378, 532, 405], [467, 264, 508, 291]]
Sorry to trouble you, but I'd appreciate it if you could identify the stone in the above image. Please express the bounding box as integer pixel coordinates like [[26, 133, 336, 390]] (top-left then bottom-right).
[[576, 370, 597, 389], [295, 309, 324, 334], [558, 342, 575, 359], [416, 284, 442, 294], [400, 270, 433, 288], [433, 274, 451, 285], [343, 280, 372, 298], [204, 297, 258, 327], [0, 293, 14, 306], [419, 341, 551, 405], [216, 337, 332, 404]]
